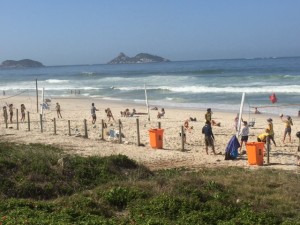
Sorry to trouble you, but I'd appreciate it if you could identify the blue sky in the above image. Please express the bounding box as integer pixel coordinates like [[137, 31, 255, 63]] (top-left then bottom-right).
[[1, 0, 300, 66]]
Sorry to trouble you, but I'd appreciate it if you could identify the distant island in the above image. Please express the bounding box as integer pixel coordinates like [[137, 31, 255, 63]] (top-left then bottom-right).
[[108, 52, 170, 64], [0, 59, 45, 68]]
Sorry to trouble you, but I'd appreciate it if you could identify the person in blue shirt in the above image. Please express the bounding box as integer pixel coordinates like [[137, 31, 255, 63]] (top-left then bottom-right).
[[202, 121, 216, 155]]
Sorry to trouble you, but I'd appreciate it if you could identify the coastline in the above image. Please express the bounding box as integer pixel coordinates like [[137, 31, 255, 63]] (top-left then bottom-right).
[[1, 95, 299, 172]]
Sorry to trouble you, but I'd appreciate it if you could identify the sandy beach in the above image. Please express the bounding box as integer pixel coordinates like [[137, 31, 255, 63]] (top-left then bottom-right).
[[1, 96, 299, 172]]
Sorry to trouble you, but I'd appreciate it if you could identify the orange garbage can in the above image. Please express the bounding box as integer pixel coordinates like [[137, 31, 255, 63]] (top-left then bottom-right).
[[245, 142, 265, 166], [149, 129, 164, 149]]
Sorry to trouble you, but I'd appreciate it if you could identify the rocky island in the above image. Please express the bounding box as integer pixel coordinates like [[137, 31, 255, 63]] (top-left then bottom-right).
[[108, 52, 170, 64], [0, 59, 45, 68]]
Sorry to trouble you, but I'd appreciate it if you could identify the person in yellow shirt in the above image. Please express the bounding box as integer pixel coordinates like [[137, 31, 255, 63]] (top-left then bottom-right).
[[257, 128, 270, 143], [280, 115, 293, 143], [205, 108, 212, 123], [267, 118, 276, 146]]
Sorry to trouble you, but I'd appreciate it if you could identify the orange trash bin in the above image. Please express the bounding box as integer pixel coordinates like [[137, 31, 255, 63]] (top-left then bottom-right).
[[245, 142, 265, 166], [149, 129, 164, 149]]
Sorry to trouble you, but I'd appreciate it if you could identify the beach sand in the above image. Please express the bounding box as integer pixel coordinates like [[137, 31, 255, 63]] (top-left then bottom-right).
[[1, 96, 299, 172]]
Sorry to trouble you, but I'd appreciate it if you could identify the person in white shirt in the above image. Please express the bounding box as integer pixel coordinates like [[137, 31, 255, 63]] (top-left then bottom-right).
[[239, 121, 249, 153]]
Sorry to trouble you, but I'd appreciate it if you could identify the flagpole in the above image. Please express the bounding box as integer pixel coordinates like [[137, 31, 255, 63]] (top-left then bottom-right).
[[236, 92, 245, 137], [144, 84, 150, 121]]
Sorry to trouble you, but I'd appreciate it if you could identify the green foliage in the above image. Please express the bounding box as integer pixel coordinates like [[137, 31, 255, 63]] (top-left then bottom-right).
[[0, 142, 299, 224], [104, 186, 148, 209]]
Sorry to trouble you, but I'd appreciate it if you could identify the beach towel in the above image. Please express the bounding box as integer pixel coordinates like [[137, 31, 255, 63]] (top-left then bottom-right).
[[225, 135, 240, 160]]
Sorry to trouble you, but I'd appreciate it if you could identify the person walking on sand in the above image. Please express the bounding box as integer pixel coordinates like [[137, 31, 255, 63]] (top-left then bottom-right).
[[105, 108, 115, 122], [239, 121, 249, 153], [267, 118, 276, 146], [202, 121, 216, 155], [280, 114, 293, 143], [205, 108, 212, 123], [91, 103, 99, 124], [8, 104, 13, 123], [20, 104, 26, 122], [56, 103, 62, 118]]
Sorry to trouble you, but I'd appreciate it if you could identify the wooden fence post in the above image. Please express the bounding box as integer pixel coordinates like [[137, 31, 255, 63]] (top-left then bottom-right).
[[84, 119, 88, 138], [158, 122, 161, 129], [27, 111, 30, 131], [16, 109, 19, 130], [4, 108, 8, 128], [136, 118, 140, 146], [53, 118, 56, 135], [266, 136, 270, 165], [68, 120, 71, 136], [101, 119, 104, 140], [118, 119, 122, 143], [40, 114, 43, 133], [181, 126, 185, 151]]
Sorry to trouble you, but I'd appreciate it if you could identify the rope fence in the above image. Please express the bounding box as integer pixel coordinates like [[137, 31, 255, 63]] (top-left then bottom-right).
[[1, 109, 207, 151]]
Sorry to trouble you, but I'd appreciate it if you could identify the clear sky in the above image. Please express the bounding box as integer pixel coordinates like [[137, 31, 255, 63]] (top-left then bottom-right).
[[1, 0, 300, 66]]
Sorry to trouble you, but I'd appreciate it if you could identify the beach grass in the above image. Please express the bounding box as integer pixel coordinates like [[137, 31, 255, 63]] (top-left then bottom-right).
[[0, 142, 299, 224]]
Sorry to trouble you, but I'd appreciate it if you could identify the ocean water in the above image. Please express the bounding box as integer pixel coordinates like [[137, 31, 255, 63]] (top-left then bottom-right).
[[0, 57, 300, 116]]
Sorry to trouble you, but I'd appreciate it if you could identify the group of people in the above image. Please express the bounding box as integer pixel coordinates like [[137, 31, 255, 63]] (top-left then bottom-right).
[[120, 108, 136, 117], [239, 114, 294, 152], [202, 108, 296, 156], [2, 103, 26, 124]]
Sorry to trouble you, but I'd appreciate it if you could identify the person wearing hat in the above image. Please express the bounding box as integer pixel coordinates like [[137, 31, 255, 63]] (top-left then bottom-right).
[[280, 114, 293, 143], [205, 108, 212, 123], [267, 118, 276, 146]]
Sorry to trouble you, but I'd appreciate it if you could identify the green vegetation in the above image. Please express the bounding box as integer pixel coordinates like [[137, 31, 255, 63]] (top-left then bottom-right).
[[0, 142, 299, 224]]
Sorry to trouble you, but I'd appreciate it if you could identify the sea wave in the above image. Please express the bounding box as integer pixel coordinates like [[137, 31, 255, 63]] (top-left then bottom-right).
[[110, 85, 300, 93], [164, 85, 300, 93], [45, 79, 70, 84]]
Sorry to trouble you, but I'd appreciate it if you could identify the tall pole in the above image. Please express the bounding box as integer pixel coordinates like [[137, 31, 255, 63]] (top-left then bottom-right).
[[236, 92, 245, 137], [41, 87, 44, 119], [36, 79, 39, 113], [144, 84, 150, 121]]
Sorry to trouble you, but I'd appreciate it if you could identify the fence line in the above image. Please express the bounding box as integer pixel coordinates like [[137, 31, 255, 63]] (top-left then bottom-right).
[[1, 110, 206, 151]]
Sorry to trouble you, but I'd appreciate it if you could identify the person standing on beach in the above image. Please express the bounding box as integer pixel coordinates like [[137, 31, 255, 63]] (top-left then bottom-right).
[[20, 104, 26, 122], [202, 121, 216, 155], [205, 108, 212, 122], [267, 118, 276, 146], [8, 104, 13, 123], [91, 103, 99, 124], [239, 121, 249, 153], [56, 103, 62, 118], [280, 114, 293, 143]]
